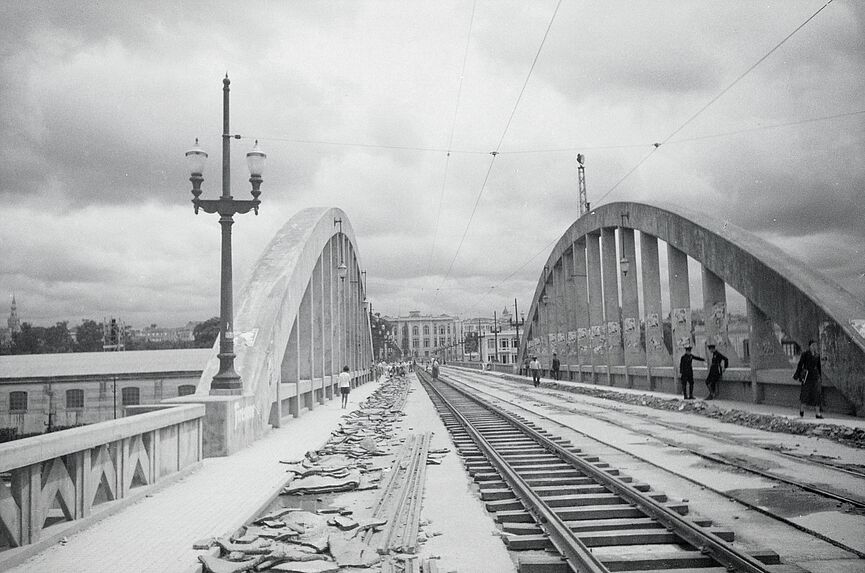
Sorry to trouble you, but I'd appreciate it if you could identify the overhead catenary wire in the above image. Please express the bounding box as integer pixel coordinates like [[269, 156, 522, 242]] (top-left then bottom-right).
[[435, 0, 564, 297], [237, 107, 864, 159], [425, 0, 477, 281], [593, 0, 837, 206]]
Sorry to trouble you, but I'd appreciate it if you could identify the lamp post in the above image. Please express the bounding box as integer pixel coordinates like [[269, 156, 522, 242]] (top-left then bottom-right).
[[619, 212, 631, 277], [186, 75, 266, 395]]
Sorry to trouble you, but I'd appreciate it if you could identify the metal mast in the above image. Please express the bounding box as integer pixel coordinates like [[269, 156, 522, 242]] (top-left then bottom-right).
[[577, 153, 588, 216]]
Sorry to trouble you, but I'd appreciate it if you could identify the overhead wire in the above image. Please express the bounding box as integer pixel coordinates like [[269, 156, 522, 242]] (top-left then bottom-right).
[[435, 0, 564, 297], [237, 107, 863, 159], [592, 0, 837, 206], [425, 0, 477, 281]]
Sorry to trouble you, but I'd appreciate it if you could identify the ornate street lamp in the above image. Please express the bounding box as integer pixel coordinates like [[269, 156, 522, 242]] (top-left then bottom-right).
[[186, 75, 266, 394]]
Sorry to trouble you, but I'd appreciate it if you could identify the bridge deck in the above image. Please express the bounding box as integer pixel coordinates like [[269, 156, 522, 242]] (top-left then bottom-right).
[[4, 382, 381, 573]]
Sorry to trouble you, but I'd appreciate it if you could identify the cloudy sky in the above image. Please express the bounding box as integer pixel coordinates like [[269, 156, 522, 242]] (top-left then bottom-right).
[[1, 1, 863, 329]]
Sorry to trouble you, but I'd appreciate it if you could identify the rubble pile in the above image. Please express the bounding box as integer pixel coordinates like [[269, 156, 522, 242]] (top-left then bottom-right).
[[196, 373, 448, 572], [541, 379, 865, 448], [280, 374, 414, 497]]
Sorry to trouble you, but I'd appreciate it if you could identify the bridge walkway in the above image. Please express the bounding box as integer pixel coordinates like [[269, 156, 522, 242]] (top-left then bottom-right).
[[452, 365, 865, 430], [4, 381, 381, 573]]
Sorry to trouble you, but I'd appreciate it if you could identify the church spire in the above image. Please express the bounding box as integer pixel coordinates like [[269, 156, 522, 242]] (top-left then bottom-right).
[[8, 293, 20, 333]]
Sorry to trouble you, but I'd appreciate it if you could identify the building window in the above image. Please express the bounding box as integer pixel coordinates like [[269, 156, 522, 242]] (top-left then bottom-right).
[[121, 387, 140, 406], [9, 391, 27, 412], [423, 325, 429, 335], [447, 325, 451, 334], [412, 338, 419, 348], [66, 389, 85, 409], [412, 326, 419, 336], [502, 339, 509, 348], [488, 339, 495, 349], [178, 385, 196, 396], [423, 339, 430, 348]]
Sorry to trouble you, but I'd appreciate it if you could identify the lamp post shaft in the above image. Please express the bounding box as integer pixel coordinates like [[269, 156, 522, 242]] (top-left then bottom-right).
[[222, 76, 231, 200]]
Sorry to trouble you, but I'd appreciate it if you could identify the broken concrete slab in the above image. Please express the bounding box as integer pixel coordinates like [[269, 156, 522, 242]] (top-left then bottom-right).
[[270, 561, 340, 573], [198, 553, 266, 573], [283, 470, 362, 495], [328, 534, 382, 568]]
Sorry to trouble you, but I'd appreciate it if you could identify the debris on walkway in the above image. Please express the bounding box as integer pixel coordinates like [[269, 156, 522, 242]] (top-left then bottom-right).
[[535, 378, 865, 448], [197, 373, 438, 572]]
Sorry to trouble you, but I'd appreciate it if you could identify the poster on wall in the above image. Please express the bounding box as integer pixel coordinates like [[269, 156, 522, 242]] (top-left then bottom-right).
[[577, 327, 590, 355], [623, 317, 640, 349], [591, 325, 606, 355], [672, 307, 692, 350], [567, 330, 577, 354]]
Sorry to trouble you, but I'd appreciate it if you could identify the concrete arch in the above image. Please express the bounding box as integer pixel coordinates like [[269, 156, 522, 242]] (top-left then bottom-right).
[[194, 207, 374, 452], [520, 201, 865, 414]]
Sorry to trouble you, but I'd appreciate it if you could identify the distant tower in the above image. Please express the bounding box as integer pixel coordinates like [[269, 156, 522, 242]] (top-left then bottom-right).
[[8, 294, 21, 334], [577, 153, 588, 216], [102, 317, 126, 351]]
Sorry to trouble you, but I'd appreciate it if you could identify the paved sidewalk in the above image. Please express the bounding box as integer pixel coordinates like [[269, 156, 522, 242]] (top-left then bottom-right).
[[5, 381, 380, 573], [455, 366, 865, 429]]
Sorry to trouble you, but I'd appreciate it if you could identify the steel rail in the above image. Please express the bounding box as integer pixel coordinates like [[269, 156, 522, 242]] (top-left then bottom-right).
[[451, 367, 865, 560], [418, 370, 607, 573], [455, 368, 865, 507], [432, 370, 773, 573]]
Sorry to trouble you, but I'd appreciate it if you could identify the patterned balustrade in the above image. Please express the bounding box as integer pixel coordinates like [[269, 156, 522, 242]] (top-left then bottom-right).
[[0, 404, 204, 561]]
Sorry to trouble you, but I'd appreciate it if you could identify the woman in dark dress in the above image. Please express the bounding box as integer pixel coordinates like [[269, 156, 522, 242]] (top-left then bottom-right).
[[794, 340, 823, 418]]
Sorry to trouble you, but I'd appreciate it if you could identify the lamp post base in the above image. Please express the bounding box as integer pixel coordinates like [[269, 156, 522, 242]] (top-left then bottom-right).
[[209, 353, 243, 395]]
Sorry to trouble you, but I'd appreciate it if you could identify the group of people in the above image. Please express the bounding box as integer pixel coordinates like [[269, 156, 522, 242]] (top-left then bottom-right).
[[519, 341, 823, 419], [678, 344, 728, 400], [679, 340, 823, 417]]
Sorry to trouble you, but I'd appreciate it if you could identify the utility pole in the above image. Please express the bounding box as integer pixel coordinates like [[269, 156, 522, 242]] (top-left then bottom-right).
[[577, 153, 588, 216], [491, 310, 502, 364]]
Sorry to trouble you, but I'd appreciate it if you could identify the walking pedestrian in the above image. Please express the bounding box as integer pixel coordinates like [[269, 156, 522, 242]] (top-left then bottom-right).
[[338, 365, 351, 409], [431, 358, 440, 380], [529, 355, 541, 387], [794, 340, 823, 418], [704, 344, 728, 400], [679, 345, 704, 399], [551, 352, 560, 381]]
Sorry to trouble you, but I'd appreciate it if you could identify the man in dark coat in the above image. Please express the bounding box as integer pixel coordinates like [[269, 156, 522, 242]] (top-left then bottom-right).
[[794, 340, 823, 418], [551, 353, 561, 381], [705, 344, 728, 400], [679, 345, 704, 400]]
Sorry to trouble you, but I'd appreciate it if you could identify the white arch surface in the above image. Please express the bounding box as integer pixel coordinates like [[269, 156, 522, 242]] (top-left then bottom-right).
[[197, 206, 366, 432]]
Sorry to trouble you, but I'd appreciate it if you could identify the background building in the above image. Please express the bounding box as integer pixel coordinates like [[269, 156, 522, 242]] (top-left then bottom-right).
[[0, 348, 210, 437], [384, 311, 462, 362]]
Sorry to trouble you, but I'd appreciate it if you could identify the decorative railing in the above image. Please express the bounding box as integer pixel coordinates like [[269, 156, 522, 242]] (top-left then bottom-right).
[[0, 404, 204, 557]]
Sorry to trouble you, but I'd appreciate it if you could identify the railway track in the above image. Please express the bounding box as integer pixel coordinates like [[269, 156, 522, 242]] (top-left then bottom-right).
[[447, 367, 865, 560], [416, 369, 781, 573], [452, 368, 865, 510]]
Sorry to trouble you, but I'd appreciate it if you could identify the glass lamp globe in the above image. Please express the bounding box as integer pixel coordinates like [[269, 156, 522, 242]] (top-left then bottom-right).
[[246, 140, 267, 177], [185, 138, 208, 175]]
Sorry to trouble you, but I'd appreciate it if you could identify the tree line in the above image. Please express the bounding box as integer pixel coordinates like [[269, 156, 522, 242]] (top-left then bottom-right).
[[1, 317, 221, 355]]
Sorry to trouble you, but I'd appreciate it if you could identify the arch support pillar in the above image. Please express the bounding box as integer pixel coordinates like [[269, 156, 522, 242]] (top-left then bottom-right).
[[640, 232, 670, 370], [702, 267, 741, 366]]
